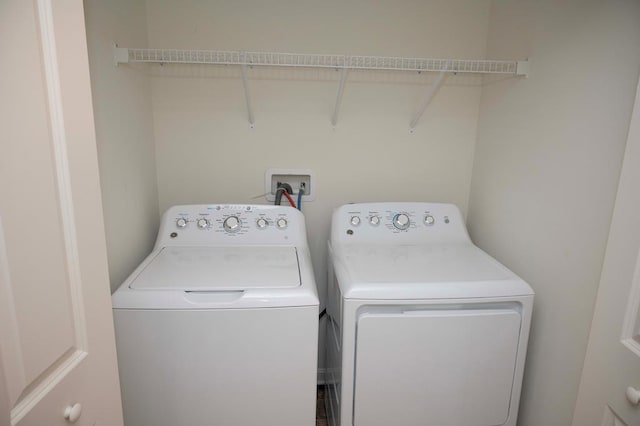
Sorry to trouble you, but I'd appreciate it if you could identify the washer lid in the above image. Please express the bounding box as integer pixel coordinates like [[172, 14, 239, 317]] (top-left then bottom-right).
[[129, 246, 300, 291]]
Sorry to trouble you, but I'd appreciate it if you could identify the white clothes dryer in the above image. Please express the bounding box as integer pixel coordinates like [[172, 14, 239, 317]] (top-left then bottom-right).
[[112, 204, 319, 426], [325, 202, 533, 426]]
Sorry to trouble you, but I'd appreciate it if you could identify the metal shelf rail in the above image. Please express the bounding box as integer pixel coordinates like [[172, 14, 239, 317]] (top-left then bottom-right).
[[114, 46, 529, 130]]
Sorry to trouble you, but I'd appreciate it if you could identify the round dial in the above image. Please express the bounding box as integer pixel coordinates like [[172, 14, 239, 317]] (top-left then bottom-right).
[[350, 216, 361, 226], [392, 213, 411, 230], [223, 216, 241, 232], [369, 215, 380, 226], [276, 218, 288, 229], [176, 218, 188, 228], [196, 218, 209, 229], [424, 215, 435, 226], [256, 218, 268, 229]]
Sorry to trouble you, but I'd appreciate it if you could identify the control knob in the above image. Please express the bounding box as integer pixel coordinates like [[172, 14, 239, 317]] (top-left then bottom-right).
[[392, 213, 411, 230], [276, 218, 288, 229], [196, 218, 209, 229], [223, 216, 241, 232], [424, 215, 435, 226], [369, 215, 380, 226], [256, 218, 268, 229], [176, 218, 188, 228], [350, 216, 361, 226]]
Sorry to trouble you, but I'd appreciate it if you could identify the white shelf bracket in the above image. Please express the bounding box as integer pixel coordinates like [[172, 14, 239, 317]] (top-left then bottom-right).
[[331, 66, 349, 127], [409, 63, 451, 132], [240, 63, 255, 129], [516, 60, 530, 77], [113, 44, 129, 66]]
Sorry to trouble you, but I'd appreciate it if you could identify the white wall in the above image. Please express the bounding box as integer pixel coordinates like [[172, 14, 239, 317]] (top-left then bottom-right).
[[145, 0, 493, 374], [84, 1, 640, 423], [468, 1, 640, 425], [84, 0, 160, 291]]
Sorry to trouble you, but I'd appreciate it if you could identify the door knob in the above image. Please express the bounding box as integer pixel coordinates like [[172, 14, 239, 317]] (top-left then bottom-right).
[[626, 387, 640, 406], [64, 403, 82, 423]]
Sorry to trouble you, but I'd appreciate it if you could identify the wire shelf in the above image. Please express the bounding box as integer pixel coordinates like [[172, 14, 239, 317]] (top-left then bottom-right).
[[112, 45, 528, 129], [120, 48, 524, 75]]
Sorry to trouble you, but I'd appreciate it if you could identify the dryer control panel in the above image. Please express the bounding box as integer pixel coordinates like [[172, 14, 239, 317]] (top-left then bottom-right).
[[331, 202, 470, 245], [155, 204, 307, 248]]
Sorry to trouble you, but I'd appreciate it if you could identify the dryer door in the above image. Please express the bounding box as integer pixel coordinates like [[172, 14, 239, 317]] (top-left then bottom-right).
[[353, 306, 521, 426]]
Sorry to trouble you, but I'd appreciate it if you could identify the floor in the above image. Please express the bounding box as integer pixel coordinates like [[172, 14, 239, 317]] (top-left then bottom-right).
[[316, 386, 328, 426]]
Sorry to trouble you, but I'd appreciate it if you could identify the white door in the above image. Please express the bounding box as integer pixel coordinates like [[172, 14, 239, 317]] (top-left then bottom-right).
[[572, 80, 640, 426], [0, 0, 124, 425]]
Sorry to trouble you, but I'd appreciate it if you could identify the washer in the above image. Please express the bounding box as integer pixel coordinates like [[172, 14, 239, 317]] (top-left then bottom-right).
[[112, 204, 319, 426], [325, 202, 533, 426]]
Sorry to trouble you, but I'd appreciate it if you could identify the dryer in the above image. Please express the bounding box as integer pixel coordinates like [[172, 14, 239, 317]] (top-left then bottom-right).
[[325, 202, 533, 426], [112, 204, 319, 426]]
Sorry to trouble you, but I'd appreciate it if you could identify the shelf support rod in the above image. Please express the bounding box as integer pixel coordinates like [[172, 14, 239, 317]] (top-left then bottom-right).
[[331, 66, 349, 127], [409, 63, 451, 132], [240, 64, 255, 128]]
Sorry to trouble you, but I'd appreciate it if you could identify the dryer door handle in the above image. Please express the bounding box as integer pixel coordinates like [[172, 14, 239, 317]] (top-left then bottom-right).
[[401, 308, 516, 317]]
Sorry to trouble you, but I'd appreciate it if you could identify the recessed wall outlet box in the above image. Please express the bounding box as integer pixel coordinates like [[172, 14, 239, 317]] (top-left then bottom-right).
[[265, 168, 316, 202]]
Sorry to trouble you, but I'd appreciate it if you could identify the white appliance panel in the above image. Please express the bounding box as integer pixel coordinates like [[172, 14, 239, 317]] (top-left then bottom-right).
[[339, 243, 511, 283], [331, 202, 470, 246], [129, 246, 300, 290], [353, 308, 521, 426], [155, 204, 308, 248], [114, 306, 318, 426], [330, 243, 531, 300]]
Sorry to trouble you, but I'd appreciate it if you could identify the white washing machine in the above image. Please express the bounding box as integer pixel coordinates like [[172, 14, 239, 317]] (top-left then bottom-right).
[[112, 204, 319, 426], [325, 202, 533, 426]]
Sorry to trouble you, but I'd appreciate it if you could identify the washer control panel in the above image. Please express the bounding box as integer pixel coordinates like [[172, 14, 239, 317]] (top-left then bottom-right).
[[157, 204, 306, 247], [332, 202, 469, 245]]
